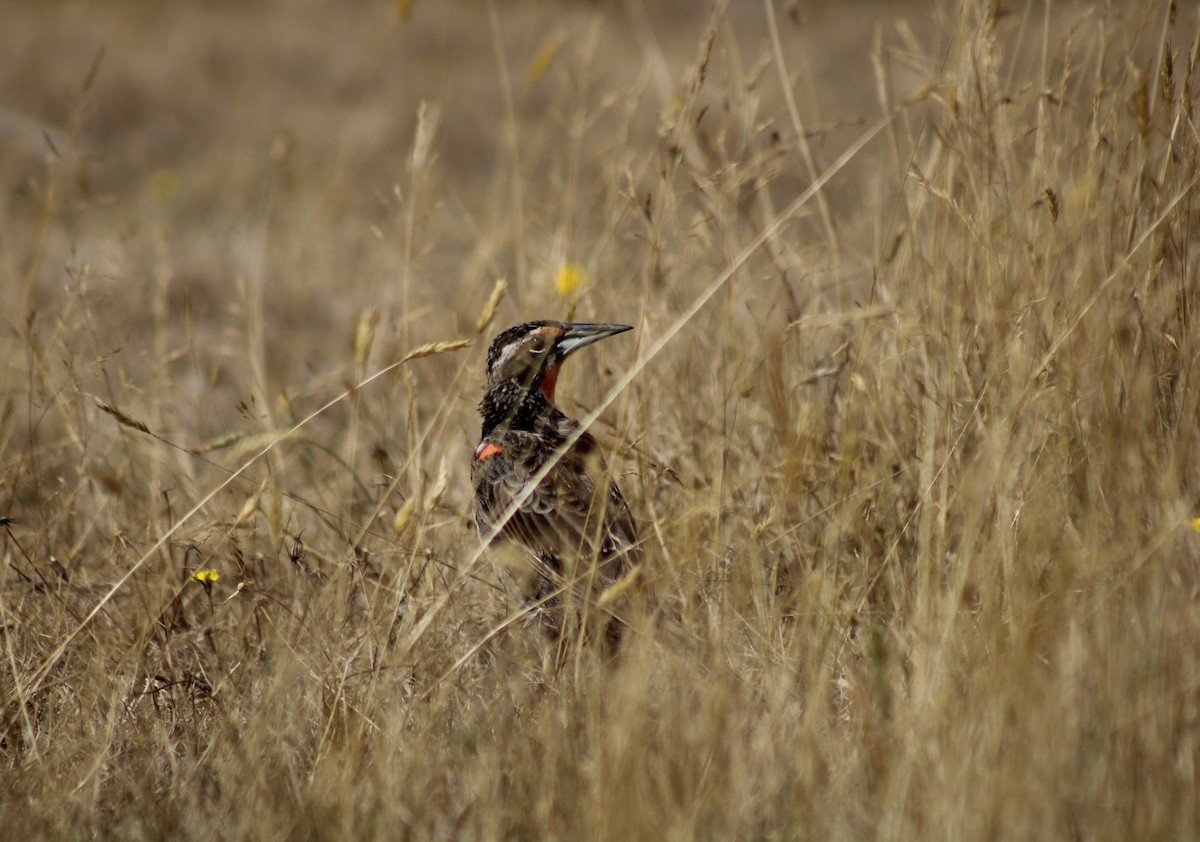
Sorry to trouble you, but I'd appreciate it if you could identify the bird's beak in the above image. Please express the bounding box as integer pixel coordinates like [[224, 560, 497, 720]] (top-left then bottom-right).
[[555, 323, 633, 358]]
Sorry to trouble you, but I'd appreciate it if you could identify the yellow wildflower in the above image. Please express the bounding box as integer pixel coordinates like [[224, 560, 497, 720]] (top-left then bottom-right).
[[1192, 518, 1200, 534], [192, 569, 220, 585], [553, 263, 587, 299]]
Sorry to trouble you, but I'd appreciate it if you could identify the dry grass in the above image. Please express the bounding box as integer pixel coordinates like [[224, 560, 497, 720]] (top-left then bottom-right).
[[2, 0, 1200, 838]]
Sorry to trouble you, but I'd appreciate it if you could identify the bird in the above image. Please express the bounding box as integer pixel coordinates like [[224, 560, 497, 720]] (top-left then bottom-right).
[[471, 320, 640, 648]]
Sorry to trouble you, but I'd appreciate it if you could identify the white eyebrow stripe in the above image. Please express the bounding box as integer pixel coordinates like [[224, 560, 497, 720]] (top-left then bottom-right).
[[496, 342, 518, 370]]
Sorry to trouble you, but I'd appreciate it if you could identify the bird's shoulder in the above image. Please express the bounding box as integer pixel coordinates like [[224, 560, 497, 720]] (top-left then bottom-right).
[[472, 422, 608, 511]]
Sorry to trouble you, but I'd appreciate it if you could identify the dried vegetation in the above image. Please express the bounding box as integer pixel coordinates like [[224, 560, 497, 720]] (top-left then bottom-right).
[[2, 0, 1199, 838]]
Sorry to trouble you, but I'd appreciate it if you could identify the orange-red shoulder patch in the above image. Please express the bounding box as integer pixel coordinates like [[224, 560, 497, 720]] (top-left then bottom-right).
[[474, 441, 504, 463]]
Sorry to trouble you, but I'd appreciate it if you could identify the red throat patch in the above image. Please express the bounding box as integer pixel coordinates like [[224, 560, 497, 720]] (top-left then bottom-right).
[[539, 361, 562, 403], [474, 441, 504, 463]]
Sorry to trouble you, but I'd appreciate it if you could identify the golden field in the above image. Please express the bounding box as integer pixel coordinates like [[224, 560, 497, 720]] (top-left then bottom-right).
[[2, 0, 1199, 838]]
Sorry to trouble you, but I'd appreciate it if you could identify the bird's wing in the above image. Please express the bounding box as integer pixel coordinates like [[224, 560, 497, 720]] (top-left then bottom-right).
[[472, 429, 638, 580]]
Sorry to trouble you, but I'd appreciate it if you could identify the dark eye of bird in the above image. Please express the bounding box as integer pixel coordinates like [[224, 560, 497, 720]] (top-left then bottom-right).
[[528, 335, 548, 355]]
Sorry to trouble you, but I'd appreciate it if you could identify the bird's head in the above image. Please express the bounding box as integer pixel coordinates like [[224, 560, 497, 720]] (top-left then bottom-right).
[[485, 321, 632, 403]]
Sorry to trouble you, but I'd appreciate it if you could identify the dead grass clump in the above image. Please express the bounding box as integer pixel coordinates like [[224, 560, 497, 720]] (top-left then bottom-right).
[[2, 0, 1199, 838]]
